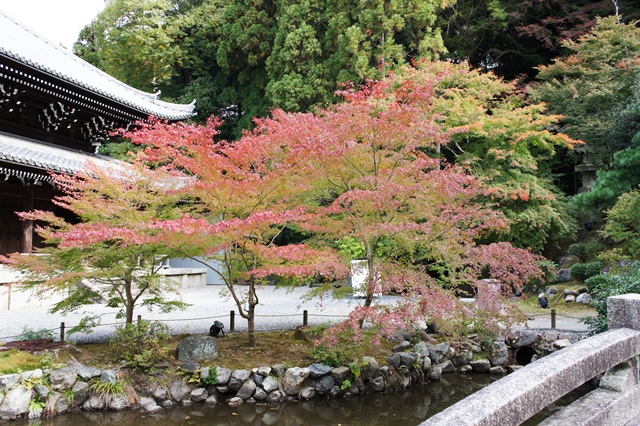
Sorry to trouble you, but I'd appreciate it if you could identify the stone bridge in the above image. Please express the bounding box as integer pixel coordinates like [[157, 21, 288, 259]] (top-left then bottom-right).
[[422, 294, 640, 426]]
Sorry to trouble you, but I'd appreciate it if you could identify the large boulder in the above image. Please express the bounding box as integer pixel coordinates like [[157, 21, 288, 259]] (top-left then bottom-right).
[[360, 357, 380, 379], [216, 367, 232, 385], [557, 268, 572, 282], [398, 352, 419, 368], [254, 387, 268, 401], [452, 349, 473, 367], [176, 335, 218, 362], [236, 379, 257, 400], [49, 367, 78, 391], [308, 363, 332, 379], [77, 366, 101, 380], [190, 388, 208, 402], [228, 369, 251, 392], [577, 293, 592, 304], [282, 367, 309, 396], [0, 374, 20, 392], [261, 376, 279, 393], [470, 359, 491, 373], [488, 340, 509, 367], [72, 381, 91, 406], [44, 391, 71, 417], [100, 370, 117, 384], [506, 330, 538, 348], [0, 385, 32, 420], [330, 366, 350, 384], [427, 342, 450, 364], [108, 393, 131, 411], [315, 375, 336, 394], [413, 342, 430, 358], [546, 286, 559, 296], [170, 380, 192, 402]]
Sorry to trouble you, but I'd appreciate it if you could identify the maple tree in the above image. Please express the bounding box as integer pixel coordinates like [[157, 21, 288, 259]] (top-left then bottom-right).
[[262, 66, 549, 337], [119, 117, 349, 347], [2, 164, 190, 330], [7, 60, 573, 347], [112, 61, 566, 345]]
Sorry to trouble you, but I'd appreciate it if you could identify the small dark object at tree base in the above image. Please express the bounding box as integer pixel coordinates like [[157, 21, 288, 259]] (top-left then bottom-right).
[[538, 295, 549, 309], [209, 320, 226, 337]]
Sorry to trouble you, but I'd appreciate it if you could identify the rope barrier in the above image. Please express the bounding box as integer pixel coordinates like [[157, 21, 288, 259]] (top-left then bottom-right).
[[157, 314, 227, 323], [1, 306, 592, 343]]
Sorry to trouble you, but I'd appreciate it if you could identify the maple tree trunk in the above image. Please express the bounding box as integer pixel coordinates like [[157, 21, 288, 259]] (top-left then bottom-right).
[[358, 248, 376, 329], [124, 277, 135, 324], [247, 286, 256, 347]]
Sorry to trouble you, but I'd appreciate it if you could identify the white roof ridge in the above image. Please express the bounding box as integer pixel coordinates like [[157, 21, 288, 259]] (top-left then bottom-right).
[[0, 9, 196, 120]]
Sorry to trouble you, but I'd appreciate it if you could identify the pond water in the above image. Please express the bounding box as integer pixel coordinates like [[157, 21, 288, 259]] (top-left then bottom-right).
[[10, 374, 593, 425]]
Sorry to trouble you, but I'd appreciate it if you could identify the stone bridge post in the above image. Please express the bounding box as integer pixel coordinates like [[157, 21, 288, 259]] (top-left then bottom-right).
[[608, 294, 640, 330]]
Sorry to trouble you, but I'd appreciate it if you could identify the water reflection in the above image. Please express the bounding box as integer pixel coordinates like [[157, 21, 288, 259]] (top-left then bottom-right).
[[17, 374, 499, 426]]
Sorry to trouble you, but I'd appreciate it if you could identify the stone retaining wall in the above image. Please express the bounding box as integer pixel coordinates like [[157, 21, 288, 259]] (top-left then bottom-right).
[[0, 329, 580, 422]]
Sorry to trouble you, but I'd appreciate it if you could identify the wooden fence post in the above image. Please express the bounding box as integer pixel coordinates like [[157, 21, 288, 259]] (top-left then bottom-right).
[[230, 310, 235, 332]]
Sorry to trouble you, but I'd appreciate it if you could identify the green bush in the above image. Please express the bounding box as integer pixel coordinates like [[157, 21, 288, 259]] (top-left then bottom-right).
[[110, 320, 170, 371], [202, 368, 217, 386], [569, 244, 588, 262], [570, 261, 604, 281], [17, 327, 55, 341], [582, 264, 640, 334], [310, 343, 356, 367]]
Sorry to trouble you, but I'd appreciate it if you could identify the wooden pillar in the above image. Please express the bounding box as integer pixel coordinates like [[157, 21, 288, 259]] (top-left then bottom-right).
[[20, 189, 33, 254]]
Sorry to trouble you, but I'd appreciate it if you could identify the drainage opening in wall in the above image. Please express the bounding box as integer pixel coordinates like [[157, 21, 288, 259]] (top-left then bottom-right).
[[515, 346, 537, 365]]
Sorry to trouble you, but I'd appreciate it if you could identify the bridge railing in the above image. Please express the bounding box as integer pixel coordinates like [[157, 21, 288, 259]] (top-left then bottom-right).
[[421, 294, 640, 426]]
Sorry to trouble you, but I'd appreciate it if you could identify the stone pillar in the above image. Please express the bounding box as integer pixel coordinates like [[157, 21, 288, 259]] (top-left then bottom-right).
[[20, 189, 33, 254], [608, 294, 640, 331]]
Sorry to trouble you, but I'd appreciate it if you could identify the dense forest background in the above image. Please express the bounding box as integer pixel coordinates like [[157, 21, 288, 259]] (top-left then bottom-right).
[[75, 0, 640, 257]]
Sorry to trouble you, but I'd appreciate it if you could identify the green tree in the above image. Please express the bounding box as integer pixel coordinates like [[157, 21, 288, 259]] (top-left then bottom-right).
[[438, 0, 616, 80], [75, 0, 452, 136], [529, 16, 640, 166], [414, 61, 579, 252], [572, 146, 640, 214], [601, 190, 640, 259]]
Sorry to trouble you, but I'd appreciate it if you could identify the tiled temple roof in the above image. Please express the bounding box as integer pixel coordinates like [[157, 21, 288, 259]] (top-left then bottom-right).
[[0, 131, 120, 182], [0, 9, 195, 120]]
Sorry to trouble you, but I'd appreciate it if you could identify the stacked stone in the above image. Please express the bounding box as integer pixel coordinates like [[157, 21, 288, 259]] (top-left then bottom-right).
[[0, 366, 127, 421], [0, 330, 581, 421]]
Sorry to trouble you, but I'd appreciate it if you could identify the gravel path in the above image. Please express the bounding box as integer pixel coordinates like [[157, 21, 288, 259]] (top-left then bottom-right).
[[0, 286, 403, 343], [0, 285, 590, 344]]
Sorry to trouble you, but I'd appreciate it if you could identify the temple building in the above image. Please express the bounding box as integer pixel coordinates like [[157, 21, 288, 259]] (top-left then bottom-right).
[[0, 10, 195, 256]]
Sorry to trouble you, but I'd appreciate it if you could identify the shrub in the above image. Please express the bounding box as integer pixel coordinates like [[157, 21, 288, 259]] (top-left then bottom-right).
[[569, 244, 588, 262], [582, 264, 640, 334], [90, 379, 125, 396], [17, 327, 55, 341], [570, 261, 604, 281], [310, 342, 356, 368], [110, 320, 170, 371], [202, 368, 217, 386]]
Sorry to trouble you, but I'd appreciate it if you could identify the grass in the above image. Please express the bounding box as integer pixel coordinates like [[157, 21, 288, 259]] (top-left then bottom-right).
[[0, 328, 396, 375], [516, 283, 597, 319], [0, 348, 50, 374]]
